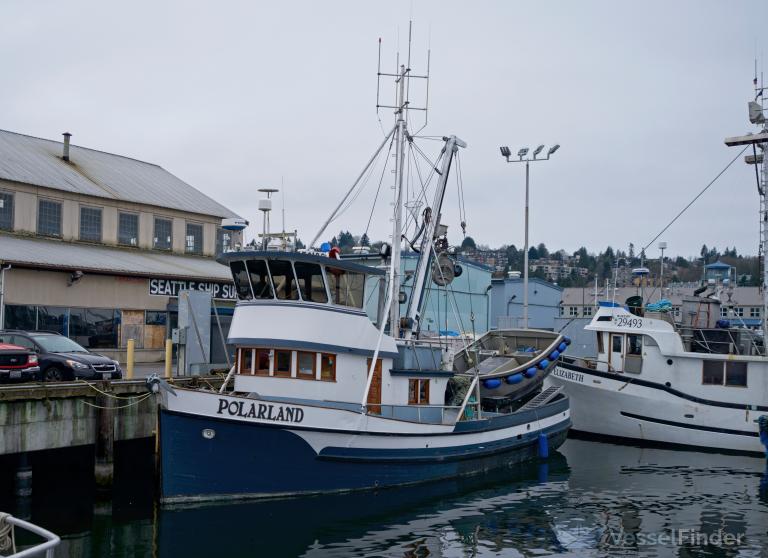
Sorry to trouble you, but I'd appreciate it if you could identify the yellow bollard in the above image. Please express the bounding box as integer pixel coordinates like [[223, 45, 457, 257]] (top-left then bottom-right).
[[126, 339, 135, 380], [164, 338, 173, 379]]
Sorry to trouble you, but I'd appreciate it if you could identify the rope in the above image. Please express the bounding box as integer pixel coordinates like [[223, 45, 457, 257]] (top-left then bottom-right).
[[75, 379, 148, 400], [0, 513, 16, 554], [641, 145, 749, 252], [364, 134, 396, 239], [79, 393, 153, 410]]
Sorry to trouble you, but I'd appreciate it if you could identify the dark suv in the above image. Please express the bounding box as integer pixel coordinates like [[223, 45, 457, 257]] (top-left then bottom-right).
[[0, 331, 122, 381]]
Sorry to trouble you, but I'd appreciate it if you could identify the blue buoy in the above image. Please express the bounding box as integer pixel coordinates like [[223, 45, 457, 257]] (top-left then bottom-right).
[[558, 342, 567, 352], [506, 373, 523, 384], [549, 350, 560, 360], [564, 337, 572, 345], [320, 242, 332, 252], [524, 367, 537, 378], [483, 378, 502, 389], [538, 358, 550, 370], [537, 432, 549, 458]]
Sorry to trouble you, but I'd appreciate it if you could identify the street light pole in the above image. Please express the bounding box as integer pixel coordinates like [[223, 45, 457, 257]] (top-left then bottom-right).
[[499, 144, 560, 329]]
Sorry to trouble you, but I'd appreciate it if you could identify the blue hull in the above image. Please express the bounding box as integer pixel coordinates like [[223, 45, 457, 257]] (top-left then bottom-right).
[[159, 409, 570, 503]]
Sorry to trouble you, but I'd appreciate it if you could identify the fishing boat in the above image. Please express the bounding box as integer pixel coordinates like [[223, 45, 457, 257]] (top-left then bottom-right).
[[155, 31, 571, 503], [547, 81, 768, 456]]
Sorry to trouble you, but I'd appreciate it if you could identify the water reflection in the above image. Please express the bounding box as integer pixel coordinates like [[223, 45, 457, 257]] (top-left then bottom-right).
[[3, 440, 767, 557]]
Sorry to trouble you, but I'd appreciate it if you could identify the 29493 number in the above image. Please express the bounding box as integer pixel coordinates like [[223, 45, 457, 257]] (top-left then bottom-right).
[[613, 316, 642, 328]]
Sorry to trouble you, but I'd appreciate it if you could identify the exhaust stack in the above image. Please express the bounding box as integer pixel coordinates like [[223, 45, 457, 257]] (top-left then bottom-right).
[[62, 132, 72, 161]]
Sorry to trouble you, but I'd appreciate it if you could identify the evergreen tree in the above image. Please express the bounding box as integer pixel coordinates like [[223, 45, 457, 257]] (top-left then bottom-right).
[[360, 233, 370, 246], [461, 236, 476, 250]]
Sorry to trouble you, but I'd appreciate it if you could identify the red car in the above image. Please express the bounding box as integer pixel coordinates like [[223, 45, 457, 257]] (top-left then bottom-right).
[[0, 343, 41, 383]]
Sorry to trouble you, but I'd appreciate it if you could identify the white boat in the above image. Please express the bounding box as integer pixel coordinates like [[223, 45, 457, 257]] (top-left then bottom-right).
[[156, 39, 570, 503], [547, 82, 768, 456]]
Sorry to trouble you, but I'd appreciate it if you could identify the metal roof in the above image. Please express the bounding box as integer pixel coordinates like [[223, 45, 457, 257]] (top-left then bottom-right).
[[0, 129, 238, 219], [705, 261, 732, 269], [561, 285, 764, 306], [0, 234, 232, 281]]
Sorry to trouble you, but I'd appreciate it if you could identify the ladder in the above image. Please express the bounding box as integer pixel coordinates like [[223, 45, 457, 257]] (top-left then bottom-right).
[[520, 385, 564, 411]]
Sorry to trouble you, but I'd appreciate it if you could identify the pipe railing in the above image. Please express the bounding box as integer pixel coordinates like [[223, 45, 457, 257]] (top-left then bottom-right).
[[1, 514, 60, 558]]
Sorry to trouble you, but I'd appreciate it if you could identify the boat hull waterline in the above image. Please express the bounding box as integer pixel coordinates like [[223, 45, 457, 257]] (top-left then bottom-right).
[[159, 389, 571, 503]]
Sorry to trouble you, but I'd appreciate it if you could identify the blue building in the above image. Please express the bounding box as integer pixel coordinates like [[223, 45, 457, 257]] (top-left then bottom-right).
[[400, 254, 493, 335], [704, 261, 733, 285], [490, 275, 562, 330]]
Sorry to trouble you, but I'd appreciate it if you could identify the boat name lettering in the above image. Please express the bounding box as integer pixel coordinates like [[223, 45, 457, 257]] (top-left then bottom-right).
[[553, 367, 584, 383], [149, 278, 237, 300], [613, 316, 642, 328], [216, 399, 304, 423]]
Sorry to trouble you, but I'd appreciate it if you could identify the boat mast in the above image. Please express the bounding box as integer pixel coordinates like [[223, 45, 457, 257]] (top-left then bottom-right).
[[389, 63, 408, 336]]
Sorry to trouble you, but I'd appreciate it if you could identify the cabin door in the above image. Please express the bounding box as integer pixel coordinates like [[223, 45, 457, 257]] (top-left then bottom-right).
[[366, 358, 382, 414], [609, 334, 624, 372]]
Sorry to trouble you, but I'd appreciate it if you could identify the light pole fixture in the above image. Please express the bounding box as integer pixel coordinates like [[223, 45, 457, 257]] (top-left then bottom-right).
[[658, 241, 667, 293], [499, 143, 560, 328]]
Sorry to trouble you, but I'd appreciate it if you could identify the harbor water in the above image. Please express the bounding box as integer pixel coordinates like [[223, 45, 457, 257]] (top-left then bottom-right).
[[2, 438, 767, 557]]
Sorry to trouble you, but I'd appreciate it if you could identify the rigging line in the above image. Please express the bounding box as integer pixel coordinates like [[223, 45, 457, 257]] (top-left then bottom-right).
[[335, 133, 394, 223], [364, 135, 396, 238], [455, 151, 467, 229], [410, 141, 444, 205], [641, 145, 749, 252]]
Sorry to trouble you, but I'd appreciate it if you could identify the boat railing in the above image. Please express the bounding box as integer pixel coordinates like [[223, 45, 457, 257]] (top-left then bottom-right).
[[676, 325, 765, 356], [0, 513, 60, 558], [373, 403, 464, 425]]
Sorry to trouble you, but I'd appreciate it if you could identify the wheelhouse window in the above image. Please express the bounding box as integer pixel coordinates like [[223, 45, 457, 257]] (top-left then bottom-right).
[[118, 212, 139, 246], [79, 206, 102, 242], [154, 217, 172, 250], [186, 223, 203, 254], [702, 360, 723, 385], [274, 350, 292, 377], [320, 353, 336, 381], [408, 379, 430, 405], [230, 261, 253, 300], [326, 267, 365, 308], [38, 199, 62, 237], [596, 332, 604, 353], [296, 351, 315, 379], [725, 361, 747, 387], [268, 260, 299, 301], [294, 262, 328, 303], [0, 191, 13, 231], [245, 260, 274, 299], [239, 348, 253, 374], [627, 335, 642, 355], [255, 349, 270, 375], [612, 335, 622, 353]]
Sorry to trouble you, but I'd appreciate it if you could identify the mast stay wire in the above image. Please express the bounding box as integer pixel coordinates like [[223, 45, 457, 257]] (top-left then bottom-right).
[[334, 139, 390, 223], [640, 145, 749, 253], [364, 135, 397, 239]]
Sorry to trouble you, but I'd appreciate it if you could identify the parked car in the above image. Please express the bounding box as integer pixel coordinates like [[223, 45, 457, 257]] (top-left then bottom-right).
[[0, 343, 40, 382], [0, 330, 122, 381]]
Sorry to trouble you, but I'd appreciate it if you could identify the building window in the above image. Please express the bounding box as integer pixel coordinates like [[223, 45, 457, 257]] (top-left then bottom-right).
[[37, 199, 62, 237], [69, 308, 118, 348], [0, 192, 14, 230], [37, 306, 68, 335], [320, 353, 336, 381], [185, 223, 203, 254], [583, 306, 593, 317], [750, 307, 761, 318], [734, 307, 744, 317], [296, 351, 315, 379], [702, 360, 723, 385], [154, 218, 172, 250], [725, 361, 747, 387], [720, 307, 728, 318], [4, 305, 37, 330], [118, 212, 139, 246], [408, 379, 430, 405], [569, 306, 578, 317], [79, 206, 102, 242], [216, 228, 231, 255], [145, 311, 167, 326]]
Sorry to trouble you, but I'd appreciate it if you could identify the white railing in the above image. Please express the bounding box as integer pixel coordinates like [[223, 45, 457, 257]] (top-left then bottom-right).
[[373, 404, 464, 425], [0, 513, 60, 558]]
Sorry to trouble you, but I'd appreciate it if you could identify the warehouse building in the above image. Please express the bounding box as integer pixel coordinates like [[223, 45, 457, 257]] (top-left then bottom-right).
[[0, 130, 242, 363]]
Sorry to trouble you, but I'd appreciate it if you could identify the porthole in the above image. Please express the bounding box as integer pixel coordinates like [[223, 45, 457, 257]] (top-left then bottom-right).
[[202, 428, 216, 440]]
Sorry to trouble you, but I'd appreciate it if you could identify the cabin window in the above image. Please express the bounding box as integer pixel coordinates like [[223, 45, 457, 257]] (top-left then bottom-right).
[[247, 260, 274, 299], [231, 261, 253, 300], [254, 349, 271, 375], [269, 260, 300, 301], [702, 360, 723, 385], [296, 351, 315, 379], [274, 350, 292, 377], [326, 267, 365, 308], [627, 335, 642, 356], [612, 335, 622, 353], [239, 348, 253, 374], [293, 262, 329, 303], [597, 332, 604, 353], [320, 353, 336, 381], [725, 361, 747, 387], [408, 379, 430, 405]]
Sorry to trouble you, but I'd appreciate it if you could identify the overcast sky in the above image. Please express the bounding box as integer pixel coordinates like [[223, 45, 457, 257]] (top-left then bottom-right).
[[2, 0, 766, 259]]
